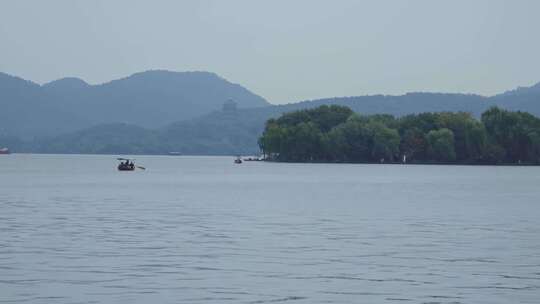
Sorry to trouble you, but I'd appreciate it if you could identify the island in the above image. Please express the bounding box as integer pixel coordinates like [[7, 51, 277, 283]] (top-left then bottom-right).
[[258, 105, 540, 165]]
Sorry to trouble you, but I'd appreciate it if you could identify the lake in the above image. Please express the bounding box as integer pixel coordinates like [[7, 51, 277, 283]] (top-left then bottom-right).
[[1, 154, 539, 303]]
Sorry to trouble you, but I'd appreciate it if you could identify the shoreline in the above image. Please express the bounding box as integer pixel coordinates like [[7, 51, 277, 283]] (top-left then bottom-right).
[[262, 159, 540, 166], [3, 153, 539, 166]]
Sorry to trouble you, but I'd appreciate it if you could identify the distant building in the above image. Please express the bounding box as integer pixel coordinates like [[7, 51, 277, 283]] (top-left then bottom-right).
[[222, 99, 238, 112]]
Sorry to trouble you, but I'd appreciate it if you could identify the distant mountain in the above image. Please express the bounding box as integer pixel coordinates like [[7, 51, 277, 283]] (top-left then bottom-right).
[[264, 93, 489, 118], [42, 77, 90, 91], [23, 81, 540, 155], [3, 74, 540, 155], [497, 82, 540, 97], [0, 73, 89, 139], [35, 123, 160, 155], [157, 108, 271, 155], [32, 109, 266, 155], [0, 70, 269, 138], [489, 82, 540, 114]]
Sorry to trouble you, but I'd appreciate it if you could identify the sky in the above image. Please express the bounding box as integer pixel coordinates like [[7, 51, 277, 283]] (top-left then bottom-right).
[[0, 0, 539, 104]]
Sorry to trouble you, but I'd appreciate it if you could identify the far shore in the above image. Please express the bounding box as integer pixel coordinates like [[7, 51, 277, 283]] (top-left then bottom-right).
[[262, 159, 540, 166], [2, 152, 539, 166]]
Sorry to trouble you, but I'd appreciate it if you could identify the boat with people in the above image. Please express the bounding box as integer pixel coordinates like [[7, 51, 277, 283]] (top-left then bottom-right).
[[234, 156, 243, 164], [117, 158, 145, 171]]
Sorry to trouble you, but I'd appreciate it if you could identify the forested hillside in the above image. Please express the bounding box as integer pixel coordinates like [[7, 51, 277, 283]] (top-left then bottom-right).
[[259, 105, 540, 164]]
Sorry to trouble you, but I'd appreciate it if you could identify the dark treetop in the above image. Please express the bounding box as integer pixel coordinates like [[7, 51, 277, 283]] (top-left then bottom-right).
[[258, 105, 540, 164]]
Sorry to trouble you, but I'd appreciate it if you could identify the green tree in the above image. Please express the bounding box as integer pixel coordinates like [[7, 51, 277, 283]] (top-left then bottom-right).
[[259, 105, 540, 164], [326, 115, 371, 162], [275, 105, 353, 132], [365, 121, 400, 161], [435, 112, 486, 161], [258, 119, 284, 158], [287, 122, 323, 161], [400, 127, 427, 161], [481, 107, 540, 163], [426, 128, 456, 162]]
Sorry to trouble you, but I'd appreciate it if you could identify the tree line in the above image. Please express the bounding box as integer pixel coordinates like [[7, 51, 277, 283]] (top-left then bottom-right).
[[258, 105, 540, 164]]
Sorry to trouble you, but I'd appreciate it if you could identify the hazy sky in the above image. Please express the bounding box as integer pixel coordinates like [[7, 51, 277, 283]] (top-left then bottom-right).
[[1, 0, 539, 104]]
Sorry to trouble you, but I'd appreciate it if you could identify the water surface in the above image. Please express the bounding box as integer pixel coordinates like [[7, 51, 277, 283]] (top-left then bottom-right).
[[1, 154, 539, 303]]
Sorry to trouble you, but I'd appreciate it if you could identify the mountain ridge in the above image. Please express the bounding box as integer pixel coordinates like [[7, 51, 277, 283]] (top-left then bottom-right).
[[2, 70, 540, 154], [0, 70, 269, 138], [19, 81, 540, 155], [497, 81, 540, 97]]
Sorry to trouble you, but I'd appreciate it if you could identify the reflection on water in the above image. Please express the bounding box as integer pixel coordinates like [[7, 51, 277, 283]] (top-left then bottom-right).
[[1, 154, 540, 303]]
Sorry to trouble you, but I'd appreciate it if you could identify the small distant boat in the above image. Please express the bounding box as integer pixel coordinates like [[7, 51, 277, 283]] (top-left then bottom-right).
[[234, 156, 243, 164], [118, 162, 135, 171], [168, 151, 181, 156], [117, 158, 145, 171], [0, 148, 10, 155]]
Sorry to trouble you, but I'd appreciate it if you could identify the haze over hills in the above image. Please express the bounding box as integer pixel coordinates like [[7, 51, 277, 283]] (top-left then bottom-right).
[[17, 82, 540, 155], [1, 69, 540, 154], [0, 73, 89, 139], [0, 70, 269, 138]]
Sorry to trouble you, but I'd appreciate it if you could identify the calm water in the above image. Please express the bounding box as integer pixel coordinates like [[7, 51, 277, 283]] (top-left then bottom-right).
[[1, 154, 540, 303]]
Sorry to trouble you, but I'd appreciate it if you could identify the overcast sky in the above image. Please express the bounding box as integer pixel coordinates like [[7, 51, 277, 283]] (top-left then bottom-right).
[[1, 0, 539, 104]]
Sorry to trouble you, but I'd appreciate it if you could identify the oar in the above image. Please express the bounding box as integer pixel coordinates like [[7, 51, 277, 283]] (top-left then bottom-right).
[[137, 166, 146, 170]]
